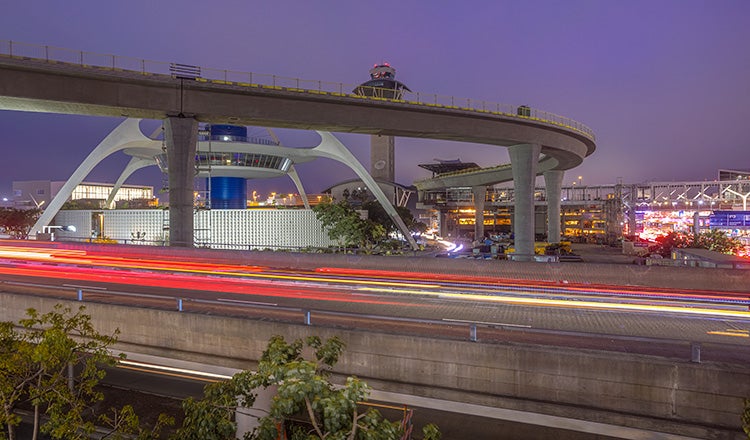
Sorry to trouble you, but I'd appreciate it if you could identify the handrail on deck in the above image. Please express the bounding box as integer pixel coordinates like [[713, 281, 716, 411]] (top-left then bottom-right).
[[0, 40, 595, 141]]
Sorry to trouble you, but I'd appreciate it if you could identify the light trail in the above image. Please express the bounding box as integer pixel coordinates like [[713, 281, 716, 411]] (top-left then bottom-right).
[[0, 264, 410, 306], [3, 243, 749, 358], [317, 267, 750, 306], [0, 245, 441, 290], [359, 286, 750, 319], [117, 359, 231, 382], [217, 298, 278, 306], [1, 243, 748, 317], [706, 329, 749, 338]]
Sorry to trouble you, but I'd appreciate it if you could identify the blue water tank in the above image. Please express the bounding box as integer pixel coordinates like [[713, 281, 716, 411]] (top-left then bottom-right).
[[209, 176, 247, 209], [210, 124, 247, 139]]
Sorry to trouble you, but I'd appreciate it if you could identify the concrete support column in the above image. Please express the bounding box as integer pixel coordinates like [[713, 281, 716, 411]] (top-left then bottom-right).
[[164, 116, 198, 247], [508, 143, 541, 261], [628, 209, 637, 237], [370, 135, 395, 182], [439, 211, 449, 238], [472, 186, 487, 242], [543, 170, 564, 244]]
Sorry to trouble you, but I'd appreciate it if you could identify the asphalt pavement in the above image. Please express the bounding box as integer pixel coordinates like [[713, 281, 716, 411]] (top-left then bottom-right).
[[569, 243, 638, 265]]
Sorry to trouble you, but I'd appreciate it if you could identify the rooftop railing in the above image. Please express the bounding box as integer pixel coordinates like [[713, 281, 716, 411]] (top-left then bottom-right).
[[0, 40, 595, 141], [197, 134, 279, 145]]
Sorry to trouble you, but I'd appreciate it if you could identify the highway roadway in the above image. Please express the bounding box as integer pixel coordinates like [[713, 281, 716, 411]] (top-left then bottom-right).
[[1, 242, 749, 365]]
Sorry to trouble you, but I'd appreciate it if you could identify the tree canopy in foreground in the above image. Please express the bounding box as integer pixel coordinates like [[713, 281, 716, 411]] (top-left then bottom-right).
[[0, 305, 172, 440], [177, 335, 440, 440], [0, 305, 120, 439], [1, 307, 437, 440]]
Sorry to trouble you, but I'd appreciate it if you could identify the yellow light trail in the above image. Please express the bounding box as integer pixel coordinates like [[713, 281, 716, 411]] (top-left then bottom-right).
[[706, 329, 749, 338], [117, 359, 231, 382], [360, 287, 750, 319], [102, 264, 440, 289]]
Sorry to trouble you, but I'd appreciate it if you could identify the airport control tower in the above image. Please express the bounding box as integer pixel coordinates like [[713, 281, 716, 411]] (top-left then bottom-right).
[[353, 64, 411, 182]]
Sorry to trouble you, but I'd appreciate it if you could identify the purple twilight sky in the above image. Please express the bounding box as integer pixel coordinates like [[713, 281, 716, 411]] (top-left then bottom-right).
[[1, 0, 749, 200]]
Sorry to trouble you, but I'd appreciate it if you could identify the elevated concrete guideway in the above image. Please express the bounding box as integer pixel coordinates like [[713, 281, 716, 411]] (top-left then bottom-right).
[[413, 158, 563, 243], [0, 41, 596, 256]]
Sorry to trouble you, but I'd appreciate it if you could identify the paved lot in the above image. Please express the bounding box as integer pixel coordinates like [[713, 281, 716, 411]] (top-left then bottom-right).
[[570, 243, 638, 264]]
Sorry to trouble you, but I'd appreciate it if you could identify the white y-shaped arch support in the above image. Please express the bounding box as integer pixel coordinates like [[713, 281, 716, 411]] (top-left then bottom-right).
[[723, 188, 750, 211], [31, 118, 155, 237], [105, 157, 155, 209], [286, 165, 310, 210], [312, 131, 418, 250]]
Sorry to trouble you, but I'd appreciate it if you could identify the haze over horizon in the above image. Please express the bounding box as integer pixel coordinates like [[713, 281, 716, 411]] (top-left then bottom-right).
[[1, 0, 748, 200]]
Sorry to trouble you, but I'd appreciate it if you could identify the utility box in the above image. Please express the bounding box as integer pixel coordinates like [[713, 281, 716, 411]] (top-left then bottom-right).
[[517, 105, 531, 117]]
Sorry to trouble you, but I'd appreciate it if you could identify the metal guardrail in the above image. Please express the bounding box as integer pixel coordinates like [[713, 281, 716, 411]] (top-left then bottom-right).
[[0, 281, 724, 363], [0, 40, 595, 141]]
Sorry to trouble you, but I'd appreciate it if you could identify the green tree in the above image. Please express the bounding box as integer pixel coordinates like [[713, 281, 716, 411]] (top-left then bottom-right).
[[649, 231, 692, 257], [0, 305, 120, 439], [175, 379, 238, 440], [742, 398, 750, 438], [0, 208, 41, 239], [176, 335, 440, 440], [61, 199, 104, 210], [694, 229, 744, 255], [98, 405, 174, 440], [361, 201, 419, 235], [313, 200, 386, 252], [650, 230, 744, 257], [0, 306, 171, 440]]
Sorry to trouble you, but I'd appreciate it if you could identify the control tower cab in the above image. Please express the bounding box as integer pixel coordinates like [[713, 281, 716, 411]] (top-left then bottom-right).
[[353, 63, 411, 100]]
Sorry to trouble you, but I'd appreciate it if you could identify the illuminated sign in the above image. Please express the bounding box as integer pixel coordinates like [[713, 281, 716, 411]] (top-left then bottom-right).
[[709, 211, 750, 228]]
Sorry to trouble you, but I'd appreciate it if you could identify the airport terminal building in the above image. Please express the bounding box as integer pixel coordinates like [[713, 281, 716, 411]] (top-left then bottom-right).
[[11, 169, 748, 257]]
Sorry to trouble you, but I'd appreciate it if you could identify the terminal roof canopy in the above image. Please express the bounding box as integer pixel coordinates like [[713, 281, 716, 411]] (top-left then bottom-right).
[[418, 161, 480, 177]]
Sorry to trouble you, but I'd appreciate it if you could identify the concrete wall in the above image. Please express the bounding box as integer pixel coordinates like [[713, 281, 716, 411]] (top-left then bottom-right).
[[1, 293, 747, 439], [53, 209, 338, 250]]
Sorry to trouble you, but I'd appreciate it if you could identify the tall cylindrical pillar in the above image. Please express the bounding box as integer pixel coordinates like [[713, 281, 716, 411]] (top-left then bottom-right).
[[472, 186, 487, 242], [628, 209, 637, 237], [439, 211, 450, 238], [165, 116, 198, 247], [508, 143, 541, 261], [543, 170, 564, 244]]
